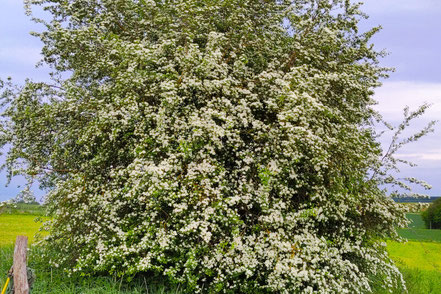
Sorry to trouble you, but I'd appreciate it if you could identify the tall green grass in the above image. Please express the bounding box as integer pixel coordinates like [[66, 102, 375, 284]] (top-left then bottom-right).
[[371, 267, 441, 294], [0, 245, 182, 294], [2, 243, 440, 294]]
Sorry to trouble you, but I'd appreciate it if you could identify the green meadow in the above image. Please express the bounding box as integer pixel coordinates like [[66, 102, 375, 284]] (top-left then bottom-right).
[[0, 214, 47, 246], [387, 241, 441, 271], [397, 228, 441, 243], [380, 213, 441, 293], [0, 202, 46, 216], [394, 212, 441, 242], [406, 213, 426, 229], [1, 205, 440, 293]]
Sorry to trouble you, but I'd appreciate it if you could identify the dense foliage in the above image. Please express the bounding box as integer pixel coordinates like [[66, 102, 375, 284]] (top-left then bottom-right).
[[422, 198, 441, 229], [1, 0, 412, 293]]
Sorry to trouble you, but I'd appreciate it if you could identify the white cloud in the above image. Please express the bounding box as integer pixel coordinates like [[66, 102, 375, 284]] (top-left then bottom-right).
[[396, 150, 441, 161], [373, 81, 441, 121], [373, 81, 441, 171]]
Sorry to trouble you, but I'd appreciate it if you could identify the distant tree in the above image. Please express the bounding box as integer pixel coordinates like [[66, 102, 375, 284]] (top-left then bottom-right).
[[0, 0, 432, 292], [422, 198, 441, 229]]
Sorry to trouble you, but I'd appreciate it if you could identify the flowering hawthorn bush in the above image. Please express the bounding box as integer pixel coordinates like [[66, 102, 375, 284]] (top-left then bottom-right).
[[0, 0, 415, 293]]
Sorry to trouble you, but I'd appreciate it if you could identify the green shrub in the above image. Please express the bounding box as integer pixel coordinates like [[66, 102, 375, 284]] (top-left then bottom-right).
[[422, 198, 441, 229]]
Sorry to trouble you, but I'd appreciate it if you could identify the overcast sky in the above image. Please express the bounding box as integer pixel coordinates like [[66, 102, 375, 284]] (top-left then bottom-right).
[[0, 1, 440, 202], [361, 0, 441, 196]]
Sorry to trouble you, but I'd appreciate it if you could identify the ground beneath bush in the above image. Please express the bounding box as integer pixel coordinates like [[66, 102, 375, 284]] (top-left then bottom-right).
[[1, 205, 440, 293]]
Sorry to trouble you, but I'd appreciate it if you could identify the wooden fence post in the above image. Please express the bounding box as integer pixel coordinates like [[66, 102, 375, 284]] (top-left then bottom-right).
[[13, 236, 29, 294]]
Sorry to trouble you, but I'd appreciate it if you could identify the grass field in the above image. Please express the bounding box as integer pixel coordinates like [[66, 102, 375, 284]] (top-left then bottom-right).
[[387, 241, 441, 271], [0, 214, 47, 246], [1, 206, 441, 293], [0, 202, 46, 215], [396, 213, 441, 242], [383, 213, 441, 293], [406, 213, 426, 229], [397, 228, 441, 242], [388, 213, 441, 271]]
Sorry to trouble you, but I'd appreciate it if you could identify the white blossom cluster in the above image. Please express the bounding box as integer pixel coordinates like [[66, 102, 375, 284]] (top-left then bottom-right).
[[1, 0, 410, 293], [401, 202, 431, 213]]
